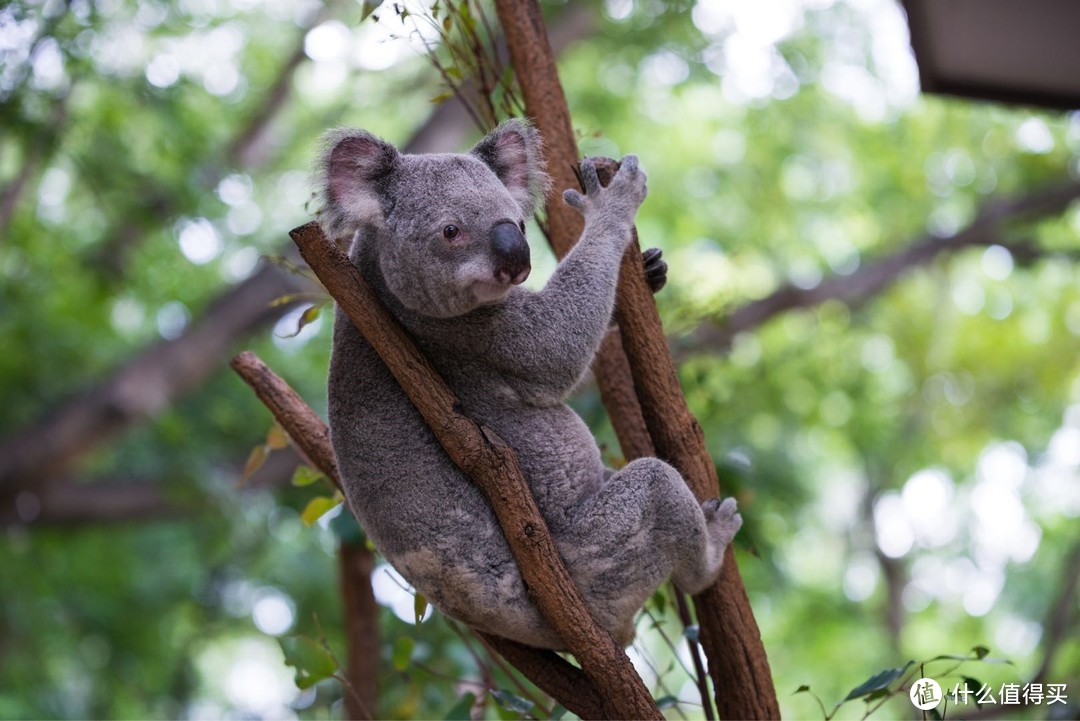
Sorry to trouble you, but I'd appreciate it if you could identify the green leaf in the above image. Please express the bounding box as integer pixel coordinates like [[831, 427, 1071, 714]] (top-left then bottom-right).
[[391, 636, 414, 671], [443, 692, 476, 720], [794, 685, 812, 694], [648, 587, 667, 616], [972, 645, 990, 659], [491, 690, 534, 714], [430, 91, 454, 104], [300, 496, 340, 525], [414, 592, 429, 624], [862, 688, 891, 703], [655, 695, 679, 710], [843, 660, 914, 701], [290, 465, 325, 487], [279, 636, 337, 690]]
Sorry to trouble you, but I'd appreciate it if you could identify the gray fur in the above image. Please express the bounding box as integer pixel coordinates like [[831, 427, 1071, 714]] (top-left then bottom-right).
[[319, 118, 742, 649]]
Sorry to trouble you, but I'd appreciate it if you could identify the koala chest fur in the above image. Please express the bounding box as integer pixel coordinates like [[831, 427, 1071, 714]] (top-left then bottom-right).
[[319, 119, 742, 650]]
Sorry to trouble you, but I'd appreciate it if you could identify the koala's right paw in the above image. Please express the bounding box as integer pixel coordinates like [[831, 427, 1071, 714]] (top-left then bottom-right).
[[562, 156, 648, 238], [703, 497, 742, 549]]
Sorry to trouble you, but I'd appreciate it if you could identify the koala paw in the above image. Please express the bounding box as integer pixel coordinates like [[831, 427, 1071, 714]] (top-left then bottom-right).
[[703, 497, 742, 549], [642, 247, 667, 293], [562, 156, 648, 237]]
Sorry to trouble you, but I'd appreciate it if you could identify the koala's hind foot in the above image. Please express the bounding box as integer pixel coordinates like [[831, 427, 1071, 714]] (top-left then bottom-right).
[[703, 496, 742, 551], [642, 247, 667, 293], [671, 496, 742, 596]]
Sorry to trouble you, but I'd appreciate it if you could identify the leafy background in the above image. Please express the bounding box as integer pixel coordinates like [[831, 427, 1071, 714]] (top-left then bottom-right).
[[1, 0, 1078, 718]]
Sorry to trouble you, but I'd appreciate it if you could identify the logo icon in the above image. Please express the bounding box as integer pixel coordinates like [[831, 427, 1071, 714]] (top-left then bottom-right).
[[910, 678, 943, 710]]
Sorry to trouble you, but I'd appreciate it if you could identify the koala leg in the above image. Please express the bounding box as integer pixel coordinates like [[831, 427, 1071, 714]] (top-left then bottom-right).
[[560, 458, 741, 644]]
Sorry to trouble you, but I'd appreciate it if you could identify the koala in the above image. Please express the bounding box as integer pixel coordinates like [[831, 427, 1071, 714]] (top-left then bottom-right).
[[318, 118, 741, 649]]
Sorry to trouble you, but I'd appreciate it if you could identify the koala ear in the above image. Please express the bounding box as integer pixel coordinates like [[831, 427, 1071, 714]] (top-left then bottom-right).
[[470, 118, 551, 217], [316, 128, 399, 239]]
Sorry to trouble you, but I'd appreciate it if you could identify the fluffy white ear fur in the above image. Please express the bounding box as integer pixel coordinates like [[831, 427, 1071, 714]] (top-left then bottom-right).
[[316, 128, 399, 240], [470, 118, 551, 217]]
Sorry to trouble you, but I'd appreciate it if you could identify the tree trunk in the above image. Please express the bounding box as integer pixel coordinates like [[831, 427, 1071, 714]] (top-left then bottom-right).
[[338, 542, 379, 720], [491, 3, 779, 717]]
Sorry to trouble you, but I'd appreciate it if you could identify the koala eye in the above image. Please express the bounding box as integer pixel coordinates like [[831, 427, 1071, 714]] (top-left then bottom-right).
[[518, 220, 526, 234], [442, 224, 460, 240]]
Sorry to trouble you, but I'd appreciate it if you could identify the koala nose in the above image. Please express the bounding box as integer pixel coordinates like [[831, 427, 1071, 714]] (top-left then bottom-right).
[[490, 221, 531, 285]]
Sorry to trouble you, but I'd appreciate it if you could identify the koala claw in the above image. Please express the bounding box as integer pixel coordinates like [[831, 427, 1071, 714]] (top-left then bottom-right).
[[703, 497, 742, 548], [642, 247, 667, 293]]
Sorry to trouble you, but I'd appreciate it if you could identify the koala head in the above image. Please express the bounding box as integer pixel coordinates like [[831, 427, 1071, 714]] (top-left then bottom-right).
[[317, 119, 550, 318]]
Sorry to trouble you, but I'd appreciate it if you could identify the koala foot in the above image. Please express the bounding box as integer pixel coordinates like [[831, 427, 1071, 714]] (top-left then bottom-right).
[[642, 247, 667, 293], [703, 497, 742, 550]]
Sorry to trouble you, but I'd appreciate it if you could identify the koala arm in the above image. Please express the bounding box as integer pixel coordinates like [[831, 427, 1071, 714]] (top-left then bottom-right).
[[486, 157, 648, 405]]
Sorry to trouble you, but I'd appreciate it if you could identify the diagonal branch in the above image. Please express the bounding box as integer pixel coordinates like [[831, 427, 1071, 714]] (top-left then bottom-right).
[[0, 263, 307, 495], [694, 178, 1080, 351]]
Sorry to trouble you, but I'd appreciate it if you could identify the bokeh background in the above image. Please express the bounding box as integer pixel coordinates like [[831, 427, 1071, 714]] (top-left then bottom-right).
[[1, 0, 1078, 718]]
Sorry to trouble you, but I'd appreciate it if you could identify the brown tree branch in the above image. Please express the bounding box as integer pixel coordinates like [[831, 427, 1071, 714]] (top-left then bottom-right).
[[289, 221, 660, 718], [492, 0, 655, 465], [491, 3, 778, 715], [590, 158, 780, 719], [694, 178, 1080, 352], [230, 351, 341, 491], [229, 349, 607, 719], [476, 633, 606, 720], [0, 448, 303, 527], [338, 542, 380, 720]]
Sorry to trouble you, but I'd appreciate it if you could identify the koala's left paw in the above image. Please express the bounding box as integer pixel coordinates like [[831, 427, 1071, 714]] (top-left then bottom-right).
[[703, 497, 742, 549], [642, 247, 667, 293]]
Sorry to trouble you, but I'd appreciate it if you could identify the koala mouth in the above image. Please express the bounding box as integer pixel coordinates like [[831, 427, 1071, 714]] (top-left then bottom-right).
[[471, 280, 513, 304]]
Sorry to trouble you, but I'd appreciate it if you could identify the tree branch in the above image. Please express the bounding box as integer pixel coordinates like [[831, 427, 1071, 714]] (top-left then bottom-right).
[[593, 158, 781, 719], [491, 4, 778, 715], [492, 0, 655, 464], [694, 178, 1080, 351]]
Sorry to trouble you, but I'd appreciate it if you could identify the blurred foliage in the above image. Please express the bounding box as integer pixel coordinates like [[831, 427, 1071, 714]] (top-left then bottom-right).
[[1, 0, 1079, 719]]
